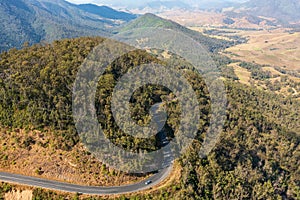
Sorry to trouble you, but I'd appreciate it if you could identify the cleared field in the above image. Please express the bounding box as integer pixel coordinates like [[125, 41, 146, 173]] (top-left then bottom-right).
[[262, 67, 284, 76], [228, 63, 299, 98], [189, 27, 233, 41], [229, 63, 251, 85], [157, 10, 278, 29], [157, 10, 225, 27], [223, 29, 300, 70]]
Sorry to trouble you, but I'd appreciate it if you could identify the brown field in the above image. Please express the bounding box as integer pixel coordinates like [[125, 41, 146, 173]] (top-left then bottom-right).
[[158, 10, 225, 27], [223, 29, 300, 70], [157, 9, 278, 29], [189, 26, 300, 97], [189, 27, 233, 41], [229, 63, 251, 85], [228, 62, 299, 98]]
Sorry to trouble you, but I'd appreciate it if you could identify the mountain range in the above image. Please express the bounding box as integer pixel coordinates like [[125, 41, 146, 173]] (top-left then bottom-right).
[[1, 0, 235, 53], [0, 0, 136, 52], [89, 0, 300, 27], [89, 0, 246, 10], [245, 0, 300, 23], [2, 0, 300, 53], [224, 0, 300, 27]]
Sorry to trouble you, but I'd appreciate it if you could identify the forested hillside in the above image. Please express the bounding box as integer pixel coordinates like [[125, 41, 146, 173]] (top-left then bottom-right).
[[0, 0, 136, 52], [120, 13, 236, 52], [0, 37, 299, 199]]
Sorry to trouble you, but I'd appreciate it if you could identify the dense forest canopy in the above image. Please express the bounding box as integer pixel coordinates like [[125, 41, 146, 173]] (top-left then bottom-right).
[[0, 37, 299, 199]]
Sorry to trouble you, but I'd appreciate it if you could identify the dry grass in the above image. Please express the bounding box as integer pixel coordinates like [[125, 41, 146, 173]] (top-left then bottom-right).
[[228, 63, 300, 98], [189, 27, 233, 41], [157, 10, 225, 27], [262, 67, 284, 76], [5, 190, 32, 200], [224, 29, 300, 70], [0, 128, 147, 187], [157, 10, 278, 29], [230, 62, 252, 85], [190, 26, 300, 98], [1, 163, 182, 200]]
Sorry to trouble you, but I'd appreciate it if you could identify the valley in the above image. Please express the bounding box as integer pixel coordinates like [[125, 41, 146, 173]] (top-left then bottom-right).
[[223, 28, 300, 70], [187, 26, 300, 98]]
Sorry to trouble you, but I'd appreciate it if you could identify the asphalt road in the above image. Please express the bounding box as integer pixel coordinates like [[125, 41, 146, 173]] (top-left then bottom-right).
[[0, 166, 172, 195]]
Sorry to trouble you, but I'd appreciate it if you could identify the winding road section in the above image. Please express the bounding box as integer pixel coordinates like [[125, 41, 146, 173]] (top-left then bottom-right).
[[0, 104, 174, 195], [0, 166, 172, 195]]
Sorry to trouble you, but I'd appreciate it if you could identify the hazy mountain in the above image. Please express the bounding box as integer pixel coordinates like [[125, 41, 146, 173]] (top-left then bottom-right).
[[0, 0, 136, 52], [90, 0, 247, 10], [245, 0, 300, 22], [225, 0, 300, 26], [186, 0, 247, 10], [75, 4, 136, 21], [140, 1, 191, 10]]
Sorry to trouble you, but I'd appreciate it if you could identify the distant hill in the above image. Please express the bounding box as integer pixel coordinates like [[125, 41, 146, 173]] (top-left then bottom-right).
[[245, 0, 300, 23], [0, 0, 136, 52], [119, 13, 234, 52], [91, 0, 191, 10], [140, 0, 191, 10], [190, 0, 246, 11], [224, 0, 300, 27], [0, 0, 235, 53], [75, 4, 136, 21], [91, 0, 246, 11]]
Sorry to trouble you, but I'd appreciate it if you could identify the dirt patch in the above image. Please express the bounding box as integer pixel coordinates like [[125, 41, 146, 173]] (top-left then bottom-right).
[[5, 190, 32, 200]]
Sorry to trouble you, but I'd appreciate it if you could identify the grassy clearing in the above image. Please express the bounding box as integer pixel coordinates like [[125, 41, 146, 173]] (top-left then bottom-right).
[[229, 63, 300, 99], [189, 27, 233, 41], [229, 62, 251, 85]]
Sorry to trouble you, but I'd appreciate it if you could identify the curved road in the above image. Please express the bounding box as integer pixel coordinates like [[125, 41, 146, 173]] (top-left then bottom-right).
[[0, 166, 172, 195], [0, 104, 173, 195]]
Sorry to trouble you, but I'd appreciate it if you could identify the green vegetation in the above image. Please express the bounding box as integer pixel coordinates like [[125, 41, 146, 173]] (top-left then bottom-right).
[[0, 183, 12, 200], [239, 62, 272, 80], [232, 61, 300, 97], [119, 13, 234, 53], [203, 29, 247, 45], [0, 0, 136, 52], [0, 37, 105, 150], [0, 37, 299, 199]]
